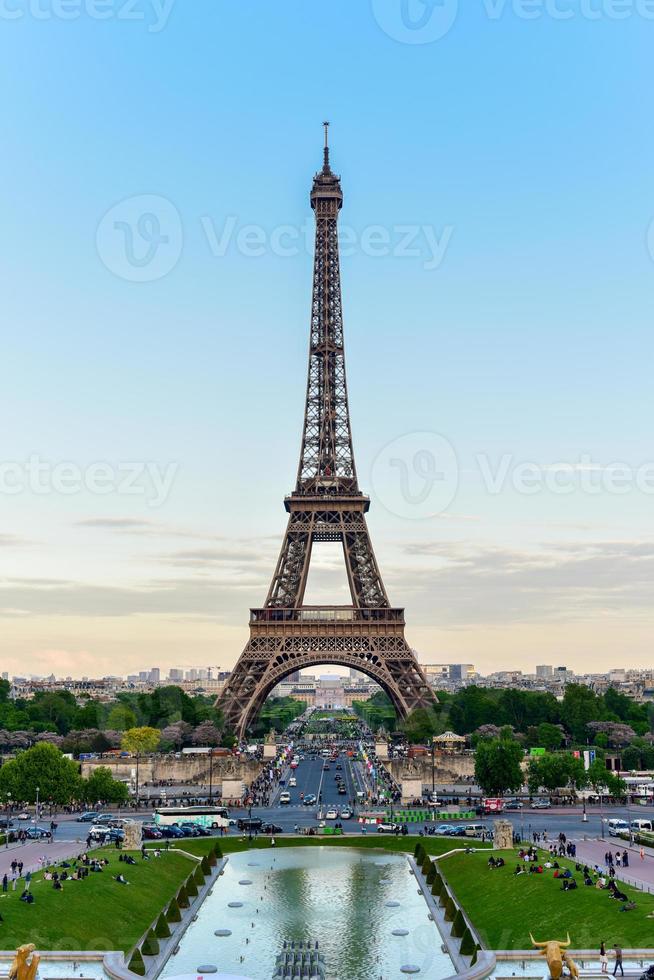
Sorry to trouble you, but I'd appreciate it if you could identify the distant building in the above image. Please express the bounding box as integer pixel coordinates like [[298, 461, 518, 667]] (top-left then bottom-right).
[[536, 665, 553, 679]]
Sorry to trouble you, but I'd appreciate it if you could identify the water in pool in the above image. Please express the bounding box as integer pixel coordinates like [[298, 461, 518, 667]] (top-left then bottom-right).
[[161, 846, 454, 980]]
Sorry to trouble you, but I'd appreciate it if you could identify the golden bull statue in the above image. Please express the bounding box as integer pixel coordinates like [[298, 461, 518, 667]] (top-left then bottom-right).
[[9, 945, 40, 980], [530, 934, 578, 980]]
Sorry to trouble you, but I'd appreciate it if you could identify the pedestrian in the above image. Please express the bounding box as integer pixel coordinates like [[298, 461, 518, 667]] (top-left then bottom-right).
[[25, 871, 32, 891], [622, 850, 629, 868], [640, 847, 645, 862], [612, 945, 623, 977], [615, 852, 621, 868], [599, 941, 608, 974], [17, 862, 23, 876]]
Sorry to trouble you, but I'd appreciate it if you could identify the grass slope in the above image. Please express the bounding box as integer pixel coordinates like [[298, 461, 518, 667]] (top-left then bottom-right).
[[0, 849, 195, 953], [439, 849, 654, 950]]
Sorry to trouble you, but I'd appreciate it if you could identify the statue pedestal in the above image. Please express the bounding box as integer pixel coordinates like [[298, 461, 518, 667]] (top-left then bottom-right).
[[493, 819, 514, 850], [123, 819, 142, 851]]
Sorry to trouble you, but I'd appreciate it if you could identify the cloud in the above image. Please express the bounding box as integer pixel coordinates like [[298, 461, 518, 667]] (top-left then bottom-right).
[[0, 534, 30, 547], [389, 539, 654, 628]]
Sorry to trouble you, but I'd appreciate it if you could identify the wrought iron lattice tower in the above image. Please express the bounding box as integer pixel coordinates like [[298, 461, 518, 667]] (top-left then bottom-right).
[[218, 125, 434, 738]]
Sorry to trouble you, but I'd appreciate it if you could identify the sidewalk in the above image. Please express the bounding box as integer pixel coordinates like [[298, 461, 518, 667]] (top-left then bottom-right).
[[572, 837, 654, 893], [0, 838, 94, 877]]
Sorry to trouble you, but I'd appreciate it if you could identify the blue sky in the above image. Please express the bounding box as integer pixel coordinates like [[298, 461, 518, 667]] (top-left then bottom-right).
[[1, 0, 653, 678]]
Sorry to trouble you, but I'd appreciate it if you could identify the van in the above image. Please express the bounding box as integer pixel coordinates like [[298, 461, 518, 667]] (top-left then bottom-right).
[[279, 791, 291, 804], [608, 819, 629, 837], [630, 819, 653, 833], [464, 824, 486, 838]]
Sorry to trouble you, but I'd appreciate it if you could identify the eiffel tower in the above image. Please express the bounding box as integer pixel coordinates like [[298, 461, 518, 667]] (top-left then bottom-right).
[[218, 125, 435, 739]]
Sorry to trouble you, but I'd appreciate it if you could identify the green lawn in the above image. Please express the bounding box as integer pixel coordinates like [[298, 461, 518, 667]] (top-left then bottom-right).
[[439, 849, 654, 950], [0, 849, 196, 953], [171, 832, 488, 859]]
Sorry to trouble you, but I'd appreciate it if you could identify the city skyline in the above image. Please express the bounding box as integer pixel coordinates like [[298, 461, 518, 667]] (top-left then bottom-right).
[[2, 4, 653, 679]]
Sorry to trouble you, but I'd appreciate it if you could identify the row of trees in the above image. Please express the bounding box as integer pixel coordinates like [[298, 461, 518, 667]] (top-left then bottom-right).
[[0, 680, 223, 738], [355, 685, 654, 768], [0, 743, 129, 805], [473, 730, 626, 798]]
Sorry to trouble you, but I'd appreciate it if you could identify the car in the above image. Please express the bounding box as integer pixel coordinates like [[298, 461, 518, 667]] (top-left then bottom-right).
[[16, 812, 31, 821], [531, 800, 551, 809], [376, 823, 400, 834], [94, 814, 117, 825], [77, 811, 102, 822], [175, 823, 201, 837], [325, 809, 338, 820], [262, 823, 283, 834], [289, 777, 297, 787], [108, 828, 125, 843], [25, 826, 52, 840], [279, 792, 291, 805], [435, 824, 457, 835], [339, 807, 353, 819], [608, 819, 629, 837], [335, 763, 342, 770], [237, 817, 263, 832], [323, 764, 330, 771], [504, 800, 523, 810], [142, 824, 164, 839], [303, 794, 317, 806], [0, 818, 14, 829], [464, 824, 486, 837], [159, 824, 185, 838], [338, 785, 347, 794]]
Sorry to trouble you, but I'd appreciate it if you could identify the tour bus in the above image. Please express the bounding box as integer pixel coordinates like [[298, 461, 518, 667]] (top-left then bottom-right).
[[153, 805, 229, 830]]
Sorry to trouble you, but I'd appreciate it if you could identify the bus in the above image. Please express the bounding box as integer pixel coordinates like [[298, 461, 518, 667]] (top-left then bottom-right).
[[153, 806, 230, 830]]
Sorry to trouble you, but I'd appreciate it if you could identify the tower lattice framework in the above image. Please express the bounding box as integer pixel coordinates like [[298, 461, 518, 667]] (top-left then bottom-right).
[[218, 126, 435, 738]]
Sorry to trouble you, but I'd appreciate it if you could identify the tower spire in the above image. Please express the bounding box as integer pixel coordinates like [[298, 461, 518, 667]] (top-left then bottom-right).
[[323, 120, 330, 172]]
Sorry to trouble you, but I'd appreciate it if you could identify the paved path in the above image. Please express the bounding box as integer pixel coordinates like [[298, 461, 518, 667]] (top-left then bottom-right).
[[0, 838, 100, 878], [571, 837, 654, 893]]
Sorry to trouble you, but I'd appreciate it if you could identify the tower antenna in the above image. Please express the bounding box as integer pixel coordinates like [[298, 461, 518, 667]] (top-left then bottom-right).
[[323, 120, 330, 171]]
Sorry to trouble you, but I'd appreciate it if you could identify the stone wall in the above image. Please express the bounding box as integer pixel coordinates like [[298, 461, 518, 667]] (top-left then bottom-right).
[[389, 752, 475, 788], [80, 755, 262, 792]]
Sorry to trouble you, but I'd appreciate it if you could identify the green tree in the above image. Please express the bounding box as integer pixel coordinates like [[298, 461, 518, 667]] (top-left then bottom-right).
[[562, 684, 604, 742], [83, 766, 129, 804], [474, 736, 524, 796], [535, 723, 564, 752], [0, 742, 82, 804], [121, 726, 160, 755], [527, 752, 586, 794], [402, 708, 439, 744], [587, 758, 625, 800], [106, 705, 137, 732]]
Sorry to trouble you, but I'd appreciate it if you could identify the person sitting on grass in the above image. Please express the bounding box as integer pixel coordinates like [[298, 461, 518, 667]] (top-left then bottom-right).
[[53, 879, 63, 891], [561, 878, 577, 891], [584, 874, 594, 886], [19, 891, 34, 904], [114, 873, 130, 885], [514, 864, 524, 876], [488, 856, 497, 868]]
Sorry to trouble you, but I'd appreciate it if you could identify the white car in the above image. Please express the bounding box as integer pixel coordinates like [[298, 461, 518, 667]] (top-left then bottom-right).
[[279, 792, 291, 804], [289, 777, 297, 787], [325, 808, 338, 820], [16, 812, 31, 821]]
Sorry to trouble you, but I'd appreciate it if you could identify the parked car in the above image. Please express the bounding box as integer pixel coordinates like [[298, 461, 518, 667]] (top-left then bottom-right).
[[531, 800, 551, 810], [464, 824, 487, 837], [141, 824, 164, 839], [159, 824, 185, 839], [262, 823, 283, 834], [504, 800, 523, 810], [0, 818, 14, 829], [376, 823, 401, 834], [178, 822, 210, 837], [77, 811, 103, 822], [16, 812, 31, 821], [435, 824, 457, 835]]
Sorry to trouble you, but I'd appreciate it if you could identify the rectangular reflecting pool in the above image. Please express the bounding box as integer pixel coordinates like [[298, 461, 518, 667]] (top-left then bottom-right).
[[161, 846, 454, 980]]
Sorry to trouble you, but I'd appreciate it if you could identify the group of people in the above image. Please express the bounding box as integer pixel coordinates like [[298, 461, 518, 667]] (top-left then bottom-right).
[[604, 849, 630, 869]]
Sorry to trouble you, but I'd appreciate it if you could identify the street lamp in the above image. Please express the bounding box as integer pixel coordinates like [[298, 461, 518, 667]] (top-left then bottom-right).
[[248, 804, 253, 843], [34, 786, 40, 826], [4, 793, 11, 848], [208, 750, 213, 804]]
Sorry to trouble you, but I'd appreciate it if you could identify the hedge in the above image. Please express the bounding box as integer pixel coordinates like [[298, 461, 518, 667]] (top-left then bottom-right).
[[155, 913, 171, 939], [431, 873, 443, 896], [201, 855, 211, 875], [444, 895, 456, 922], [186, 876, 198, 897], [414, 841, 426, 864], [166, 897, 181, 922], [460, 927, 477, 957], [421, 857, 432, 877], [426, 864, 437, 885], [177, 885, 189, 908], [194, 866, 205, 885], [128, 949, 146, 975], [451, 909, 466, 938], [141, 930, 159, 957]]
